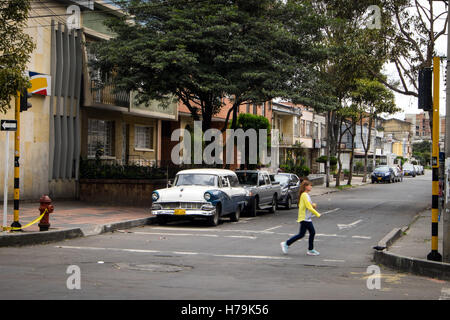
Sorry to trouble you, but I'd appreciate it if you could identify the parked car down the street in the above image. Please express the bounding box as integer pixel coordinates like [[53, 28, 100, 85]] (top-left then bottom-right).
[[371, 166, 396, 183], [403, 163, 416, 177], [235, 170, 281, 216], [151, 169, 248, 226], [270, 173, 300, 209]]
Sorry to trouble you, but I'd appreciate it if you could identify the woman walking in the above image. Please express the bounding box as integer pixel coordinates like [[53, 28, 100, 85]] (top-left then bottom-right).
[[280, 180, 321, 256]]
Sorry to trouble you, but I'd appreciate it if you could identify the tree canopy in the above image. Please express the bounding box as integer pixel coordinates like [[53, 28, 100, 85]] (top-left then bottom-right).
[[91, 0, 329, 131], [0, 0, 35, 113]]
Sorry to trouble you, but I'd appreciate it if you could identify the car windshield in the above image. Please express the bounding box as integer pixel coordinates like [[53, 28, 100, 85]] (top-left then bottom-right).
[[374, 167, 389, 173], [273, 175, 290, 186], [236, 172, 258, 185], [174, 174, 218, 187], [404, 164, 414, 170]]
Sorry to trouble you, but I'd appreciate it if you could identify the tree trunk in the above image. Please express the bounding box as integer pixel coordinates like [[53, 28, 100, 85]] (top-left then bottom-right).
[[347, 119, 356, 186], [336, 116, 344, 187], [362, 114, 373, 183]]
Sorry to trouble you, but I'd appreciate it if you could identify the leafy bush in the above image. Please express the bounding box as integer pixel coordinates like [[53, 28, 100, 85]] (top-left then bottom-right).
[[280, 164, 310, 177], [316, 155, 337, 166], [355, 161, 364, 172]]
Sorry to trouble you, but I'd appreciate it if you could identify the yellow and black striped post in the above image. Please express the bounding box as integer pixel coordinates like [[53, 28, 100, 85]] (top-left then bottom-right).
[[427, 57, 442, 261], [11, 91, 22, 231]]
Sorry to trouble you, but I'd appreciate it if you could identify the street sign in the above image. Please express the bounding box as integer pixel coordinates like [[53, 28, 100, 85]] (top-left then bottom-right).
[[0, 120, 17, 131]]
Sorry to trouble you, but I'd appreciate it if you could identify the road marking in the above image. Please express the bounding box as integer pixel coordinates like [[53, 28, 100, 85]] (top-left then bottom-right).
[[225, 235, 257, 239], [323, 259, 345, 263], [213, 254, 290, 260], [337, 219, 363, 230], [351, 235, 372, 239], [152, 227, 274, 234], [172, 251, 199, 255], [321, 208, 340, 215], [133, 231, 219, 238], [133, 231, 255, 239], [439, 288, 450, 300], [316, 233, 346, 238], [56, 246, 160, 253], [56, 246, 290, 261], [264, 225, 282, 231]]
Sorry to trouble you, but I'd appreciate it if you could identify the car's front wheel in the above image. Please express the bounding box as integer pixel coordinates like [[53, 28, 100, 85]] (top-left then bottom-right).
[[208, 204, 221, 226], [285, 196, 292, 210], [269, 195, 277, 213], [247, 197, 257, 217], [230, 205, 241, 222]]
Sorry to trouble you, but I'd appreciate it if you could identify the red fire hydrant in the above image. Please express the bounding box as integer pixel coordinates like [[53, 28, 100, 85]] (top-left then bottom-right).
[[38, 195, 54, 231]]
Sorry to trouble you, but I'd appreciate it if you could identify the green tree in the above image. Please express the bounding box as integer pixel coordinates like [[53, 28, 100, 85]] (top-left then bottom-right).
[[234, 113, 271, 169], [0, 0, 35, 113], [92, 0, 328, 136], [351, 78, 399, 182], [311, 0, 392, 187]]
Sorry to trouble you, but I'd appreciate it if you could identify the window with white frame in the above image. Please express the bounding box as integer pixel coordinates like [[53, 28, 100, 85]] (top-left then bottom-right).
[[294, 117, 299, 137], [306, 121, 311, 137], [135, 125, 154, 150], [88, 119, 114, 157]]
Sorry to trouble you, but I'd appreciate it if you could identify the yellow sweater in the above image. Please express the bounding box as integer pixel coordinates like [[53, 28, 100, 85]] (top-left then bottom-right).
[[297, 192, 321, 222]]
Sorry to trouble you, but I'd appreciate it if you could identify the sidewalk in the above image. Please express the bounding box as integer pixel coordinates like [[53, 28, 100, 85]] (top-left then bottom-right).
[[0, 201, 154, 246], [373, 209, 450, 280], [309, 175, 370, 196]]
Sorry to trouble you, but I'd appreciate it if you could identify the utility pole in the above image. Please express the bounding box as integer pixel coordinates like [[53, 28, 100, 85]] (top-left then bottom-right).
[[428, 56, 443, 262], [11, 92, 22, 231], [444, 9, 450, 262]]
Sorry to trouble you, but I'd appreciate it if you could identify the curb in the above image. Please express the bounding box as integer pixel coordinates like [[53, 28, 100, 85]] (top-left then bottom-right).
[[0, 216, 157, 247], [373, 226, 450, 281], [373, 250, 450, 281]]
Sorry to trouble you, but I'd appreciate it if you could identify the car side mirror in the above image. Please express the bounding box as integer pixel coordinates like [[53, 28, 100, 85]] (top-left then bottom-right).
[[167, 180, 173, 187]]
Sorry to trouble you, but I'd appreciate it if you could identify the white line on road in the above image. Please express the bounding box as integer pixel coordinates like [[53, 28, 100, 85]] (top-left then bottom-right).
[[352, 235, 372, 239], [264, 225, 282, 231], [337, 219, 363, 230], [213, 254, 290, 260], [56, 246, 160, 253], [172, 251, 199, 255], [133, 231, 255, 239], [225, 235, 257, 239], [316, 234, 346, 238], [321, 208, 340, 215], [151, 227, 274, 234], [439, 288, 450, 300], [55, 246, 290, 261], [133, 231, 219, 238], [323, 259, 345, 263]]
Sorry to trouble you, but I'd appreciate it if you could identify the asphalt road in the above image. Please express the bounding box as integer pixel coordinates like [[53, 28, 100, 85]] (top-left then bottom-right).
[[0, 171, 449, 300]]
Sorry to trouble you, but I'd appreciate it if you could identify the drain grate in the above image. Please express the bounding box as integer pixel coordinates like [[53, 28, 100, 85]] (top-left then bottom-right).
[[113, 262, 193, 272]]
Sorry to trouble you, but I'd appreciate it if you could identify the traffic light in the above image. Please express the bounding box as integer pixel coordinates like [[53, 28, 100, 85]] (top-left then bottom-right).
[[418, 67, 432, 111], [19, 89, 32, 112]]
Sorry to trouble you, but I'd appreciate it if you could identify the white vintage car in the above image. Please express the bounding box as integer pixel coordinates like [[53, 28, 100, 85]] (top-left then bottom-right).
[[151, 169, 248, 226]]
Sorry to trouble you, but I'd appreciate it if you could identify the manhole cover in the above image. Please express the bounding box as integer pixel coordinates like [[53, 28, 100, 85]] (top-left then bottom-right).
[[113, 262, 192, 272]]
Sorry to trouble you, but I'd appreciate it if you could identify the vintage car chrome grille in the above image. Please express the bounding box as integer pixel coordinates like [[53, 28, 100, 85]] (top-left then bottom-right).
[[158, 202, 206, 209]]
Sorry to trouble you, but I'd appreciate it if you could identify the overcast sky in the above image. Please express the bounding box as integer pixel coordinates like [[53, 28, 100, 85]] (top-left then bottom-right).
[[385, 1, 448, 120]]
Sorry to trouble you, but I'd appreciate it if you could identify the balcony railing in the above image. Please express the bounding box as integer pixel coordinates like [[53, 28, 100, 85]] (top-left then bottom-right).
[[90, 80, 130, 108]]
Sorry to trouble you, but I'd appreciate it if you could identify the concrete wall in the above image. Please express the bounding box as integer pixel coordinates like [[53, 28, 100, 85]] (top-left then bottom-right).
[[79, 179, 167, 207]]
